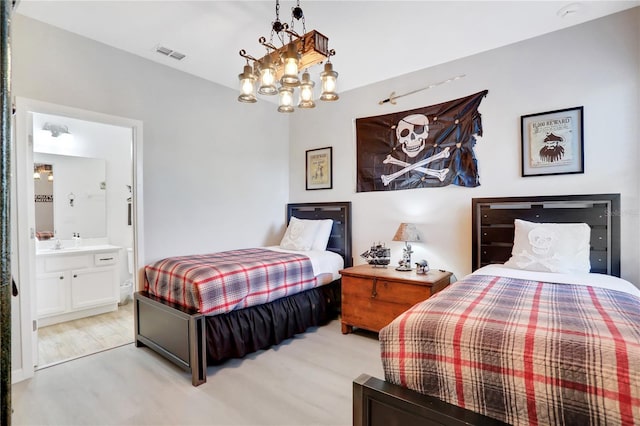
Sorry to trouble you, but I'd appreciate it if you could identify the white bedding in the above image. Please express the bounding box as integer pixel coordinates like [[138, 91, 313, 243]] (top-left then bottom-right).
[[266, 246, 344, 281], [473, 264, 640, 298]]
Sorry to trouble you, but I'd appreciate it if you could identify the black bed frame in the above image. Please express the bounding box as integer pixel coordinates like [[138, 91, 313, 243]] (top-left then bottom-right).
[[134, 201, 352, 386], [353, 194, 621, 426]]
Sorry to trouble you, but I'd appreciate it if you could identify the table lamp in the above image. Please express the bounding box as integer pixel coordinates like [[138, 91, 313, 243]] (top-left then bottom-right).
[[392, 223, 423, 271]]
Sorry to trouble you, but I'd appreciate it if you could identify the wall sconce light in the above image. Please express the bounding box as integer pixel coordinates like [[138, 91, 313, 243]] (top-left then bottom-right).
[[43, 122, 71, 137]]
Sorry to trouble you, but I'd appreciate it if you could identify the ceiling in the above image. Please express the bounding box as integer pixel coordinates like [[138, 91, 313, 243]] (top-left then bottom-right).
[[15, 1, 640, 94]]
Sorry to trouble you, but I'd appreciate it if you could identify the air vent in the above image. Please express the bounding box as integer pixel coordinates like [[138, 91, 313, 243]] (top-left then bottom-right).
[[155, 45, 186, 61]]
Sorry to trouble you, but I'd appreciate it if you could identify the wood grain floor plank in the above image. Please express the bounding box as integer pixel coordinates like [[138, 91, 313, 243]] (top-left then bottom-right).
[[37, 303, 134, 367], [12, 318, 383, 425]]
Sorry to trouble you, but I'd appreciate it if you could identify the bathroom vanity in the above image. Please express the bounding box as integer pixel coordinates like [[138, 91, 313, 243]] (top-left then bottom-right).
[[36, 244, 121, 327]]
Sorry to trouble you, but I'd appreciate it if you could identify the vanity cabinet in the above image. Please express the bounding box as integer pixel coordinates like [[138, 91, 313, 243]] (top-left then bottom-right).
[[36, 249, 119, 327], [36, 271, 68, 317]]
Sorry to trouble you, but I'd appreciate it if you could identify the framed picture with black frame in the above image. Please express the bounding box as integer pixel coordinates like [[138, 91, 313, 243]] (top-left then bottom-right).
[[306, 147, 333, 190], [521, 106, 584, 177]]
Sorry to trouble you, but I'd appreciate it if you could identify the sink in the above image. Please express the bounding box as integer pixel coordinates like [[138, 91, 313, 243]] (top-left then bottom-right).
[[37, 246, 84, 254]]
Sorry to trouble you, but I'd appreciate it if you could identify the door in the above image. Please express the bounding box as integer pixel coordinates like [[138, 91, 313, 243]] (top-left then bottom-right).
[[13, 97, 144, 383]]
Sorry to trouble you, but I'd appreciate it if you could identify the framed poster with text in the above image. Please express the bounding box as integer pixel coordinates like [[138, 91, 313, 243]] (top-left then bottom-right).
[[521, 106, 584, 177], [306, 147, 333, 190]]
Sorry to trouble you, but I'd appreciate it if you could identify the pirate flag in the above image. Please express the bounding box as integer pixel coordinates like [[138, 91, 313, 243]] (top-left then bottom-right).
[[355, 90, 488, 192]]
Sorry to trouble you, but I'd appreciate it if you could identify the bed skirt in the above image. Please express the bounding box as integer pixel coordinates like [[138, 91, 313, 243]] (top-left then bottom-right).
[[205, 280, 340, 363]]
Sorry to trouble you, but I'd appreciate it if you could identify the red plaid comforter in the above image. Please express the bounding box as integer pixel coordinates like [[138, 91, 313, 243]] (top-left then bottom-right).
[[144, 248, 318, 315], [380, 274, 640, 425]]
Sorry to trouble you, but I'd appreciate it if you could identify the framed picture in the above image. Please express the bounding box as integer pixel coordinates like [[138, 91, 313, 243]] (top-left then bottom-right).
[[306, 147, 333, 190], [521, 106, 584, 177]]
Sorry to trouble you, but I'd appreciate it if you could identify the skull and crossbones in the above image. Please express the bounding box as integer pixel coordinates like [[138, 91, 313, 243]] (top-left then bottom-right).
[[381, 114, 450, 186], [515, 228, 562, 270]]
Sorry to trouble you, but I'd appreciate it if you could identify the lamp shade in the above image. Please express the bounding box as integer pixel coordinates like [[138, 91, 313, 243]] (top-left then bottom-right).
[[392, 223, 423, 243]]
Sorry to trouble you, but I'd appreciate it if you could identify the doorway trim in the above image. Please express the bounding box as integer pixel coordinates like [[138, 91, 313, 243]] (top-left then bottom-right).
[[13, 97, 144, 383]]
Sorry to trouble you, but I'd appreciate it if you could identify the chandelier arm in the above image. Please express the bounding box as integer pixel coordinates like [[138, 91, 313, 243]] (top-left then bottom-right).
[[259, 37, 278, 52], [284, 28, 301, 40], [239, 49, 259, 63]]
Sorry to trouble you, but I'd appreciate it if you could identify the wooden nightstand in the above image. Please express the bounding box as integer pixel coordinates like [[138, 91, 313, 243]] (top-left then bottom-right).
[[339, 264, 452, 334]]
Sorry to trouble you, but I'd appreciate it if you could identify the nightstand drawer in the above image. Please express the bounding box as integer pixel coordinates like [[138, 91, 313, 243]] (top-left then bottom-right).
[[342, 276, 432, 304]]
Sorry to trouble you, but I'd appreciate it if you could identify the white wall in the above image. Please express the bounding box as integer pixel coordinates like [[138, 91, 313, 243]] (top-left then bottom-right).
[[289, 9, 640, 285], [12, 14, 291, 263]]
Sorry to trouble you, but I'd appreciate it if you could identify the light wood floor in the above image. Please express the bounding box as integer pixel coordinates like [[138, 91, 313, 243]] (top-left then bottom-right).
[[37, 302, 134, 368], [12, 318, 384, 426]]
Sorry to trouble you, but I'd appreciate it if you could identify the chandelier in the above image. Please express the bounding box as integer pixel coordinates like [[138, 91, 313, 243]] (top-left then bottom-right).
[[237, 0, 339, 112]]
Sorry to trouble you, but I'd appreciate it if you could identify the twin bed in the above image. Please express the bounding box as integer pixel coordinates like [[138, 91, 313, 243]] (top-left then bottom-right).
[[355, 193, 640, 425], [134, 201, 352, 386], [135, 194, 639, 425]]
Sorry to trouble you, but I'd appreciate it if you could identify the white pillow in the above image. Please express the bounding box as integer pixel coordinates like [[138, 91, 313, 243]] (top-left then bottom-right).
[[503, 219, 591, 274], [311, 219, 333, 251], [280, 217, 320, 251]]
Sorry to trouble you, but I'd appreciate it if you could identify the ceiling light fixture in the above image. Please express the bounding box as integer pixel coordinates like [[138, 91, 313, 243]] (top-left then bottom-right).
[[237, 0, 339, 112]]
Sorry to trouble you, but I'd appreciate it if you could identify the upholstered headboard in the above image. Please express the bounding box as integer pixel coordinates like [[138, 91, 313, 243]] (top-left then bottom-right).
[[472, 194, 620, 276], [287, 201, 353, 267]]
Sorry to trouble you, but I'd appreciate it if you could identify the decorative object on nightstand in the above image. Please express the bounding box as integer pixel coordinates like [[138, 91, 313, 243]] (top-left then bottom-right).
[[360, 242, 391, 267], [392, 223, 423, 271], [415, 259, 429, 274]]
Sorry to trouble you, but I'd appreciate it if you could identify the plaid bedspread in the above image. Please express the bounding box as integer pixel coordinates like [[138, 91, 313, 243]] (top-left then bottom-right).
[[380, 274, 640, 425], [144, 248, 318, 315]]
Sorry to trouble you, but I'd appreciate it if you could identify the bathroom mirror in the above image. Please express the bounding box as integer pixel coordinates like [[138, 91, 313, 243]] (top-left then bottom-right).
[[33, 153, 107, 239]]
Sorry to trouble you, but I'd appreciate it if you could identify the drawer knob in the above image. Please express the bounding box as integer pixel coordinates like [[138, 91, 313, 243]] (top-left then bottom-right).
[[371, 278, 377, 299], [73, 274, 78, 278], [59, 276, 64, 280]]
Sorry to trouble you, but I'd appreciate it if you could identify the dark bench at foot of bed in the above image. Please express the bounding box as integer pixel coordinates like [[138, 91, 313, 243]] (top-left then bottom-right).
[[353, 375, 508, 426], [134, 291, 207, 386]]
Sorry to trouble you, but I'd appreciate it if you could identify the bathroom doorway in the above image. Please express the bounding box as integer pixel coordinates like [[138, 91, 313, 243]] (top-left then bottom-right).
[[32, 112, 134, 368], [13, 98, 144, 381]]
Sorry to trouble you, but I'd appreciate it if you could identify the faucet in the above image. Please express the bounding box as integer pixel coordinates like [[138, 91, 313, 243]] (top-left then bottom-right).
[[53, 238, 62, 250]]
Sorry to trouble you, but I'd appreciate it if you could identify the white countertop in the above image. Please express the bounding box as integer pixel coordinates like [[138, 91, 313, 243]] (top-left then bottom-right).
[[36, 244, 121, 256]]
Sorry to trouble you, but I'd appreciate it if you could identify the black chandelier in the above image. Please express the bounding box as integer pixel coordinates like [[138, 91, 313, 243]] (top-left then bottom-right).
[[237, 0, 339, 112]]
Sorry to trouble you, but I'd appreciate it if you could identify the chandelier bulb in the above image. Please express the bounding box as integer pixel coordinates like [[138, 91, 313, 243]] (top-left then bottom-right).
[[238, 64, 257, 103], [280, 43, 300, 87], [278, 86, 295, 113], [297, 71, 315, 109], [320, 62, 339, 101], [258, 56, 278, 96]]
